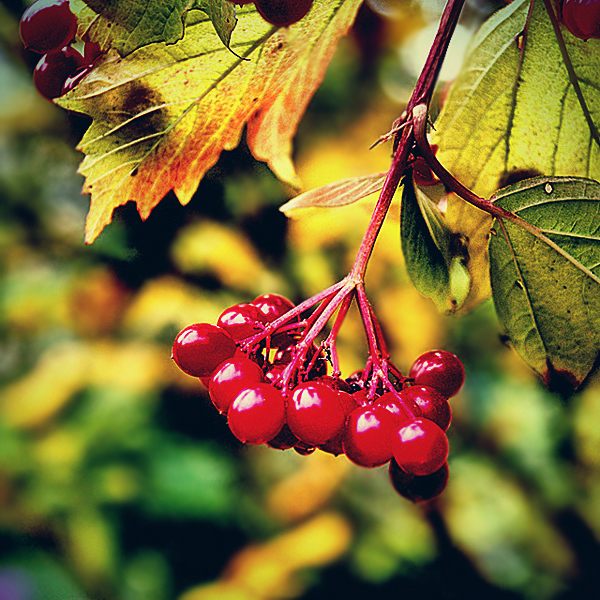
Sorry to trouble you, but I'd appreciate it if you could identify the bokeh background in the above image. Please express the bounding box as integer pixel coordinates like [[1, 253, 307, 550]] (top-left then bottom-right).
[[1, 0, 600, 599]]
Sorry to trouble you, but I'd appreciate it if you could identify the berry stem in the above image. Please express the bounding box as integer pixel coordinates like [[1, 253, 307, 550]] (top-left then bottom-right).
[[323, 289, 355, 376], [349, 0, 466, 282]]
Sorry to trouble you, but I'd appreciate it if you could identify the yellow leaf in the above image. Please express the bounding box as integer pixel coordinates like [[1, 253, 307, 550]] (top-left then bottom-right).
[[58, 1, 363, 243]]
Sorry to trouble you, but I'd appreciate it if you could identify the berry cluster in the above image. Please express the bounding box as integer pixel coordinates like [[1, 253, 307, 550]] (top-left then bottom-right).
[[19, 0, 103, 100], [560, 0, 600, 40], [227, 0, 313, 27], [172, 293, 464, 502]]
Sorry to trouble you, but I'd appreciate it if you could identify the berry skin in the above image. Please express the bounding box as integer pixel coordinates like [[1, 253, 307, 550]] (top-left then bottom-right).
[[254, 0, 313, 27], [342, 405, 400, 468], [251, 293, 295, 322], [62, 64, 92, 95], [389, 459, 449, 502], [392, 418, 449, 476], [409, 350, 465, 398], [227, 384, 286, 445], [20, 0, 78, 55], [33, 46, 84, 100], [172, 323, 237, 378], [217, 302, 267, 341], [287, 381, 346, 445], [398, 385, 452, 431], [375, 391, 421, 422], [209, 356, 266, 414], [561, 0, 600, 40]]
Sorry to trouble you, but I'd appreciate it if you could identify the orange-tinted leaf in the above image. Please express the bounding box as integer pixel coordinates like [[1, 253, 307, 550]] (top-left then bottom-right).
[[58, 1, 363, 243]]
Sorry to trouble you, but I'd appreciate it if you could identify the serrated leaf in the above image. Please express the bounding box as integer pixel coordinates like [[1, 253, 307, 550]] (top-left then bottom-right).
[[77, 0, 236, 57], [400, 177, 469, 313], [280, 173, 386, 215], [432, 0, 600, 311], [58, 0, 363, 243], [489, 176, 600, 392]]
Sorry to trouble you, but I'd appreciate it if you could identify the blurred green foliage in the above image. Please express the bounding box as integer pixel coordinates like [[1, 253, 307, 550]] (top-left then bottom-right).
[[1, 1, 600, 600]]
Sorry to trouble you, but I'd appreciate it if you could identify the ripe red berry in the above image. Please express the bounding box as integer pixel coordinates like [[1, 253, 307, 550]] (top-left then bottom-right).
[[561, 0, 600, 40], [20, 0, 78, 55], [398, 385, 452, 431], [251, 293, 296, 322], [172, 323, 237, 378], [409, 350, 465, 398], [287, 381, 346, 445], [342, 405, 400, 468], [62, 64, 92, 95], [33, 46, 84, 100], [392, 418, 449, 476], [217, 302, 267, 341], [209, 356, 266, 413], [375, 391, 421, 422], [227, 384, 285, 444], [389, 459, 449, 502], [254, 0, 313, 27]]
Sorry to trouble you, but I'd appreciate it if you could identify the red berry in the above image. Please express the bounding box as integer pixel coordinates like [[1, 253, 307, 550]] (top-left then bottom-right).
[[227, 384, 285, 445], [217, 302, 267, 341], [251, 293, 296, 322], [209, 356, 266, 413], [389, 459, 449, 502], [561, 0, 600, 40], [254, 0, 313, 27], [172, 323, 237, 378], [287, 381, 346, 445], [62, 64, 92, 95], [375, 391, 421, 422], [398, 386, 452, 431], [33, 46, 84, 100], [409, 350, 465, 398], [392, 418, 449, 476], [20, 0, 77, 54], [313, 375, 353, 394], [343, 405, 400, 468]]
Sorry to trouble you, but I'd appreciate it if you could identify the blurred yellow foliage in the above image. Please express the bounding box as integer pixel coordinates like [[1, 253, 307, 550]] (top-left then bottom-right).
[[171, 221, 284, 294], [1, 340, 172, 429], [266, 452, 350, 523], [181, 512, 352, 600]]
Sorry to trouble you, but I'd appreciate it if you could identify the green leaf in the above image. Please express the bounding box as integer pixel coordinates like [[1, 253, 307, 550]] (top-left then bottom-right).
[[280, 173, 386, 215], [431, 0, 600, 311], [400, 176, 469, 313], [77, 0, 236, 57], [489, 176, 600, 392]]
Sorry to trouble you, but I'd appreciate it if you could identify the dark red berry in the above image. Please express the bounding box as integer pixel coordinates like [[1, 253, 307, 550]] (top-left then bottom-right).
[[20, 0, 78, 54], [287, 381, 346, 445], [209, 356, 266, 413], [313, 375, 353, 394], [227, 384, 285, 445], [83, 41, 104, 64], [398, 386, 452, 431], [172, 323, 237, 378], [409, 350, 465, 398], [217, 302, 267, 341], [267, 424, 299, 450], [254, 0, 313, 27], [561, 0, 600, 40], [62, 65, 92, 95], [392, 418, 449, 476], [33, 46, 84, 100], [389, 459, 449, 502], [342, 405, 400, 468], [294, 441, 316, 455]]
